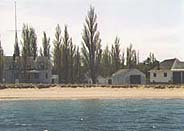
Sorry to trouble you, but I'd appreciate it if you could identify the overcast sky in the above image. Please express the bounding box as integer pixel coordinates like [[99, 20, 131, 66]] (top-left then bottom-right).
[[0, 0, 183, 61]]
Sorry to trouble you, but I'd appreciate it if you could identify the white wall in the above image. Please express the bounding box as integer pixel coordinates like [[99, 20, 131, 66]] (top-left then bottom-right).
[[150, 70, 172, 83]]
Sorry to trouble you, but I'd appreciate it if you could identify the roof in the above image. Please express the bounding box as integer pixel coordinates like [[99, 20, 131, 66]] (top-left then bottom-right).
[[112, 69, 131, 76], [152, 58, 178, 70], [171, 60, 184, 71], [112, 68, 143, 77]]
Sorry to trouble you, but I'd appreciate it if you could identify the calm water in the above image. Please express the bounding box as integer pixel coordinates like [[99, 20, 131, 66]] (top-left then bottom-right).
[[0, 99, 184, 131]]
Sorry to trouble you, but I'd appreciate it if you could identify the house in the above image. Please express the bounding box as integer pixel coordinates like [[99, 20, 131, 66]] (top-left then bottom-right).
[[2, 56, 52, 84], [149, 58, 176, 83], [111, 69, 146, 85], [84, 74, 109, 84], [96, 75, 109, 84], [149, 58, 184, 84], [171, 60, 184, 84]]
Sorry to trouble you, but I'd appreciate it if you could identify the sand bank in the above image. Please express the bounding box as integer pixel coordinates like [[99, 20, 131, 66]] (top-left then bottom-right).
[[0, 87, 184, 100]]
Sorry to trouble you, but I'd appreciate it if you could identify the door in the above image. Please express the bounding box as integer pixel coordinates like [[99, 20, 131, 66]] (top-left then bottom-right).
[[173, 72, 181, 84], [130, 75, 141, 84]]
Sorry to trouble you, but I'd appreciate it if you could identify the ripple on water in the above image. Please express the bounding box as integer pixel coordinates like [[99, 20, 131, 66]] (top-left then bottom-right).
[[0, 99, 183, 131]]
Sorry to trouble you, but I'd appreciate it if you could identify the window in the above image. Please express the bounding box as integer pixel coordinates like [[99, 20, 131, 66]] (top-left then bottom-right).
[[153, 73, 157, 77], [164, 73, 167, 77]]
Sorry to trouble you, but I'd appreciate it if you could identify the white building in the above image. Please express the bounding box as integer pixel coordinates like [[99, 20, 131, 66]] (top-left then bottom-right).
[[149, 58, 184, 84]]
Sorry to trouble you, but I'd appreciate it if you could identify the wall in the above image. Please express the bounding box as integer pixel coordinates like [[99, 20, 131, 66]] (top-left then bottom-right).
[[111, 74, 125, 85], [38, 70, 52, 84], [149, 70, 172, 83], [125, 69, 146, 84]]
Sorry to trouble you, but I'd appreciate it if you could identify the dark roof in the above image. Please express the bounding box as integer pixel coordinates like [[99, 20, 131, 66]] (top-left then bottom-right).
[[152, 58, 178, 70]]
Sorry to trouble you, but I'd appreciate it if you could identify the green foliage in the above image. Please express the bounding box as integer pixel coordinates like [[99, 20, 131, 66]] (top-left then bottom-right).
[[41, 32, 50, 58], [73, 47, 82, 83], [137, 52, 159, 83], [0, 41, 3, 82], [14, 32, 20, 57], [2, 6, 161, 84], [53, 24, 62, 83], [100, 46, 112, 77], [126, 44, 138, 69], [21, 24, 37, 60], [111, 36, 121, 73], [82, 6, 102, 84], [61, 25, 71, 83]]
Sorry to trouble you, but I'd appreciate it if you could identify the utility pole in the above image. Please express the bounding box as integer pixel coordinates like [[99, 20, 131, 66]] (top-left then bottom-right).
[[14, 0, 18, 47], [14, 0, 20, 57], [13, 1, 18, 83]]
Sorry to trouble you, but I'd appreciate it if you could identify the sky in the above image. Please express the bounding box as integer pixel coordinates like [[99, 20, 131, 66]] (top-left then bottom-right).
[[0, 0, 184, 61]]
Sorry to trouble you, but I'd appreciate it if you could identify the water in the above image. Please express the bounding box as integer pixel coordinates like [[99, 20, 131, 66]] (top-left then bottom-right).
[[0, 99, 184, 131]]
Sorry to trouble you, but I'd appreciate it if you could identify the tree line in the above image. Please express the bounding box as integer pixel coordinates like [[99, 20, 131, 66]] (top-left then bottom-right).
[[0, 6, 159, 84]]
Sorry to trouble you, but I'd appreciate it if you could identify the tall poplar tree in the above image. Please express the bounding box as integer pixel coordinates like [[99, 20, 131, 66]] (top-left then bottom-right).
[[14, 33, 20, 57], [0, 40, 3, 82], [61, 25, 70, 83], [42, 32, 50, 58], [101, 45, 111, 77], [21, 24, 37, 60], [111, 37, 121, 73], [29, 28, 37, 60], [73, 47, 82, 83], [126, 44, 138, 69], [68, 39, 76, 83], [53, 24, 62, 83], [82, 6, 102, 84]]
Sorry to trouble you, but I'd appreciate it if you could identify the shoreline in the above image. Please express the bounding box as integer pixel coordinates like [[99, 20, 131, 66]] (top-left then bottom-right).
[[0, 87, 184, 100]]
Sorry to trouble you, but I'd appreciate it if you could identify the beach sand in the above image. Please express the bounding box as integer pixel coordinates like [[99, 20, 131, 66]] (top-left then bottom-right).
[[0, 86, 184, 100]]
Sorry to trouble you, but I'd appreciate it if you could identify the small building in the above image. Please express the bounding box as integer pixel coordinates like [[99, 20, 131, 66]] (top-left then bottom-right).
[[96, 75, 109, 84], [3, 56, 52, 84], [111, 69, 146, 85], [51, 75, 59, 84], [84, 74, 109, 84], [149, 58, 184, 84], [149, 58, 176, 83]]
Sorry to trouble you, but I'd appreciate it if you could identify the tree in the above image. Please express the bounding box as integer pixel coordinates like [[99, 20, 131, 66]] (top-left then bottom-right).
[[53, 24, 62, 83], [0, 40, 3, 83], [61, 25, 71, 83], [101, 45, 111, 77], [14, 32, 20, 57], [39, 47, 43, 56], [111, 37, 121, 73], [73, 47, 82, 83], [82, 6, 102, 84], [21, 24, 30, 57], [42, 32, 50, 58], [126, 44, 138, 69], [137, 52, 159, 83], [68, 39, 76, 83], [121, 50, 125, 68], [21, 24, 37, 60], [29, 27, 37, 60]]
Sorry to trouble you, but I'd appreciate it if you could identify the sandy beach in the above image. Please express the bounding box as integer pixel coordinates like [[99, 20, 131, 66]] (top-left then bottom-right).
[[0, 86, 184, 100]]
